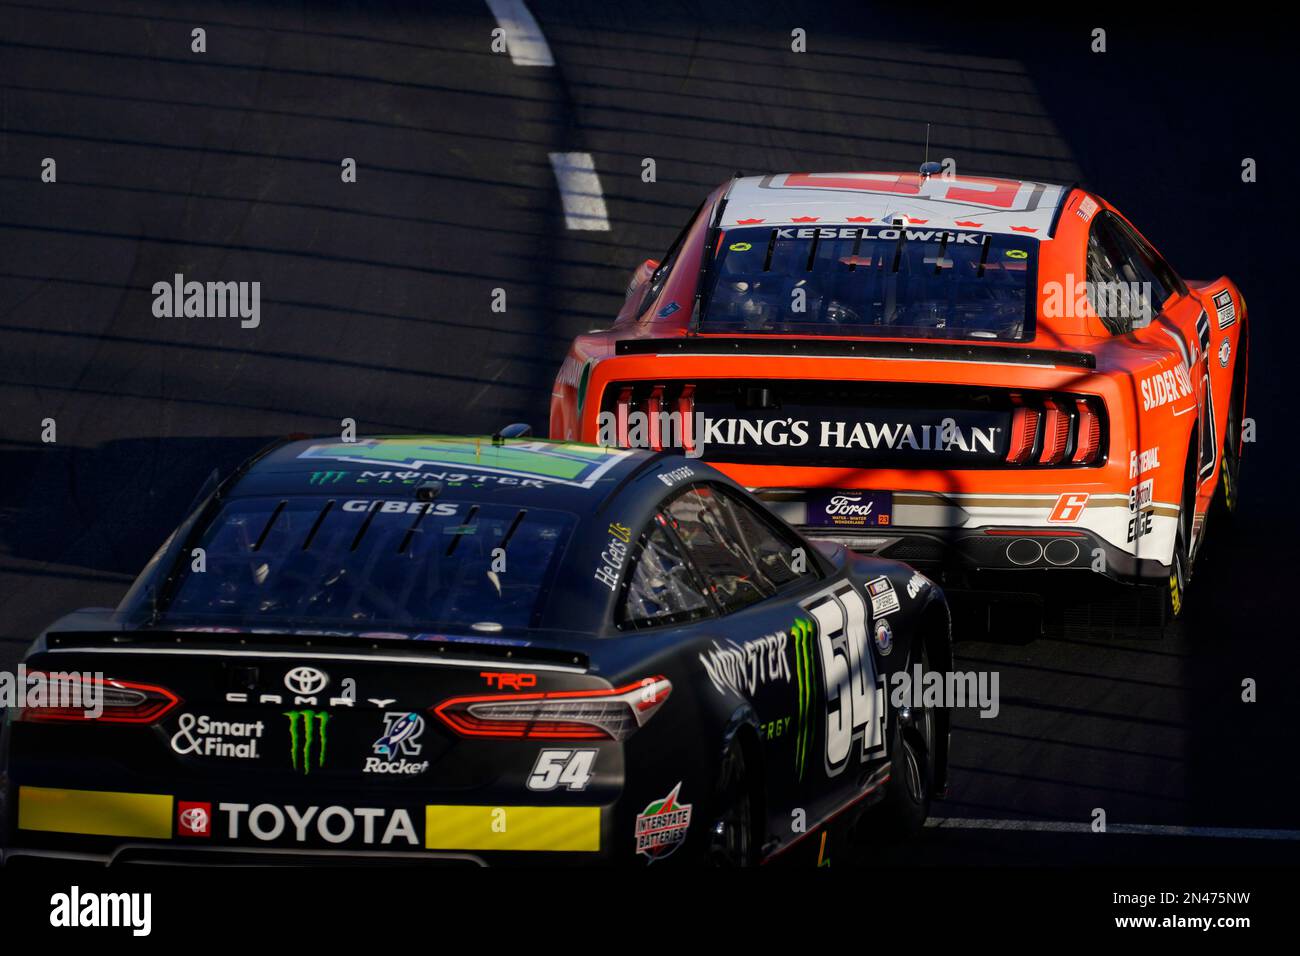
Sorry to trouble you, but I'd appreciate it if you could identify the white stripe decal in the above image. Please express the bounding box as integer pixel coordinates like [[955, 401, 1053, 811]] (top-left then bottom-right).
[[483, 0, 554, 67], [927, 817, 1300, 841], [548, 152, 611, 231]]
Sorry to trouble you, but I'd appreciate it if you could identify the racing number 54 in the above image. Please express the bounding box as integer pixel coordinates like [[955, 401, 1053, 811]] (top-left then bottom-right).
[[808, 584, 886, 777]]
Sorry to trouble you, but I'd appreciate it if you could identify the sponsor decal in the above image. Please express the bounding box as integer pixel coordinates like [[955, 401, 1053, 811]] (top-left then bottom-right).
[[1219, 339, 1231, 368], [298, 438, 629, 489], [758, 716, 793, 740], [527, 749, 597, 791], [366, 712, 429, 775], [635, 783, 693, 861], [697, 416, 1000, 457], [1127, 508, 1154, 544], [593, 522, 632, 591], [805, 584, 886, 777], [341, 499, 458, 515], [790, 617, 816, 782], [866, 576, 900, 617], [177, 801, 212, 838], [1128, 478, 1154, 514], [905, 571, 930, 600], [1130, 446, 1160, 479], [656, 300, 680, 318], [1048, 492, 1089, 523], [727, 241, 752, 252], [481, 671, 537, 690], [873, 619, 894, 656], [354, 469, 545, 489], [309, 470, 346, 485], [657, 464, 694, 486], [284, 709, 331, 774], [284, 666, 329, 696], [1140, 365, 1193, 412], [1212, 289, 1237, 329], [170, 714, 265, 759], [806, 491, 893, 529], [1076, 196, 1098, 222], [699, 631, 792, 698], [218, 802, 420, 845]]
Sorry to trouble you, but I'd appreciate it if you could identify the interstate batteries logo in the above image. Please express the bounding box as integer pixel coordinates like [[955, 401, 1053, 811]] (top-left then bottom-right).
[[284, 709, 330, 774], [635, 783, 693, 861]]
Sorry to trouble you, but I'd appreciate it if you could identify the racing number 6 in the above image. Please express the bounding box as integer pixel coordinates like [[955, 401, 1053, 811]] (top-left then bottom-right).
[[809, 585, 885, 777]]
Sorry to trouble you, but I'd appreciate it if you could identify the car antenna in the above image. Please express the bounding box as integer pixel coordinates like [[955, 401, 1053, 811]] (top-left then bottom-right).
[[920, 124, 942, 179]]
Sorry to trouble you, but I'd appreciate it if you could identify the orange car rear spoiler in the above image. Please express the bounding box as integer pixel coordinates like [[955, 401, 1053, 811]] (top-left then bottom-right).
[[614, 338, 1096, 370]]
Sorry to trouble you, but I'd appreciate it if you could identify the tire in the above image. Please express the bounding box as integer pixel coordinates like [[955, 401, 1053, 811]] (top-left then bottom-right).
[[876, 640, 937, 837], [1157, 444, 1197, 622], [1211, 389, 1243, 522], [706, 737, 758, 866]]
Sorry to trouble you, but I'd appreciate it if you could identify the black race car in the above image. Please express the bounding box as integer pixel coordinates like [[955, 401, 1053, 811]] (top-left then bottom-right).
[[0, 435, 951, 865]]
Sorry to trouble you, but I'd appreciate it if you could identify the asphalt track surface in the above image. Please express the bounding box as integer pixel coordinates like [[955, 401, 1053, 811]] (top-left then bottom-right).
[[1, 1, 1296, 868]]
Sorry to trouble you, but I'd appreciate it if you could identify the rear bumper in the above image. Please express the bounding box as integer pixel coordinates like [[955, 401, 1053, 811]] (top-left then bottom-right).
[[758, 490, 1173, 585]]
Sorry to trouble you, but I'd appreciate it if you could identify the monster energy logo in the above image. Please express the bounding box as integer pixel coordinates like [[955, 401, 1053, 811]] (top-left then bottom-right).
[[284, 709, 330, 773], [309, 471, 346, 485], [790, 617, 816, 782]]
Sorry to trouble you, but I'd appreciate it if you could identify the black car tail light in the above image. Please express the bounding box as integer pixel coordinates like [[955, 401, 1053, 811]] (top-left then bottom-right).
[[433, 677, 671, 740], [14, 673, 182, 724]]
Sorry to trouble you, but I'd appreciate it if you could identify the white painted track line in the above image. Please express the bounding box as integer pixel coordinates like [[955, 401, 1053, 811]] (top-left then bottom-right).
[[484, 0, 555, 67], [548, 152, 611, 231], [927, 817, 1300, 841]]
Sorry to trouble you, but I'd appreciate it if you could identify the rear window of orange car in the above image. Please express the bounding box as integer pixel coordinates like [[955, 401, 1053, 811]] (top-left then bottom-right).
[[700, 224, 1038, 341]]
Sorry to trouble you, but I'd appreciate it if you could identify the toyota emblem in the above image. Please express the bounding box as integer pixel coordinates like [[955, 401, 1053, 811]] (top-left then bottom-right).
[[284, 666, 329, 695]]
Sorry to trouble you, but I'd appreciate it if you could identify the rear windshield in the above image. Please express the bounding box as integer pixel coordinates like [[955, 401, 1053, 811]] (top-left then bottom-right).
[[161, 497, 575, 631], [701, 225, 1038, 341]]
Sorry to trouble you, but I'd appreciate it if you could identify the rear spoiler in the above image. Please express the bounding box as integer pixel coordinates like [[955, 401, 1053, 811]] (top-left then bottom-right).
[[614, 337, 1096, 370], [43, 629, 589, 670]]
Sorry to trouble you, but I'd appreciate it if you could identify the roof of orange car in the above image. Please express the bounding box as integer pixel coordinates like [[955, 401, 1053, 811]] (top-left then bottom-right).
[[723, 172, 1072, 237]]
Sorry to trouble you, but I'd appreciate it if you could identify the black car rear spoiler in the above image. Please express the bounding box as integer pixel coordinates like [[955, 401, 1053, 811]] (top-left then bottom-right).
[[43, 630, 590, 670], [614, 337, 1096, 370]]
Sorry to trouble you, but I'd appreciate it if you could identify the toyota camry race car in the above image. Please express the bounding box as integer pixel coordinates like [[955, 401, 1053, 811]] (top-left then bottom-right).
[[0, 435, 951, 866], [550, 170, 1249, 622]]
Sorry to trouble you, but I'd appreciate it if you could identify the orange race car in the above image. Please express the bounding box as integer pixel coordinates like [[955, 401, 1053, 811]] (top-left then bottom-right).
[[549, 169, 1248, 623]]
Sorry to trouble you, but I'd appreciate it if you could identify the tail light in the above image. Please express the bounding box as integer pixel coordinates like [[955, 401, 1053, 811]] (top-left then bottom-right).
[[1071, 399, 1101, 464], [1006, 403, 1040, 464], [433, 677, 671, 740], [1003, 394, 1106, 467], [607, 384, 696, 453], [1039, 400, 1071, 465], [14, 673, 182, 724], [615, 386, 633, 447]]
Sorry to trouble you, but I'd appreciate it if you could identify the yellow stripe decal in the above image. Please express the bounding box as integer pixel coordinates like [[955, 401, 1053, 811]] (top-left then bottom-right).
[[424, 805, 600, 852], [18, 786, 172, 839]]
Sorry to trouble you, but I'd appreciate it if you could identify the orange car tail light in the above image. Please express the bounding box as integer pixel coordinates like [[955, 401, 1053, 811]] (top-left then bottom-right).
[[1072, 399, 1102, 464], [1038, 400, 1071, 465], [1006, 404, 1040, 464]]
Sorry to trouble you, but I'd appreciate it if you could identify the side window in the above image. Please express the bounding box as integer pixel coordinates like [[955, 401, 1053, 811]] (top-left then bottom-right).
[[665, 485, 770, 612], [710, 486, 823, 592], [1087, 212, 1176, 333], [638, 201, 704, 319], [619, 516, 711, 628]]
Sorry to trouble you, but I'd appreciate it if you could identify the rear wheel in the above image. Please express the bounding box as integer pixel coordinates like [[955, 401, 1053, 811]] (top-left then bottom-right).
[[1212, 390, 1243, 522], [1157, 447, 1198, 622], [706, 738, 757, 866], [876, 641, 937, 837]]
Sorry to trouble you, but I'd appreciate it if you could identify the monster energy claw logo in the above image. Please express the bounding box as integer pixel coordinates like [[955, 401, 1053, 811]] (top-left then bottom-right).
[[284, 709, 330, 773], [790, 617, 815, 782]]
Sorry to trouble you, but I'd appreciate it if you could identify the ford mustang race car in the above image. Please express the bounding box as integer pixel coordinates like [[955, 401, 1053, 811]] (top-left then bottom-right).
[[0, 435, 950, 866], [549, 170, 1248, 622]]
